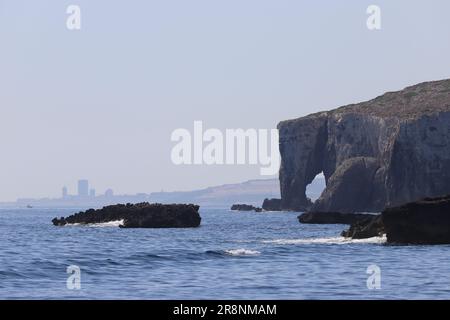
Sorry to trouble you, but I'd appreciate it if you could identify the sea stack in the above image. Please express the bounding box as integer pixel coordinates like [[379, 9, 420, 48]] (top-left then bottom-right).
[[52, 203, 201, 228], [278, 79, 450, 212]]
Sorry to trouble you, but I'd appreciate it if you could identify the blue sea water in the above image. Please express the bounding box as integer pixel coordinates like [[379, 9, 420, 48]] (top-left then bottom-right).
[[1, 207, 450, 299]]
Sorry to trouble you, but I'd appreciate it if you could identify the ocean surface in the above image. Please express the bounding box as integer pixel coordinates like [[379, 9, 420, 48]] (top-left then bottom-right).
[[1, 207, 450, 299]]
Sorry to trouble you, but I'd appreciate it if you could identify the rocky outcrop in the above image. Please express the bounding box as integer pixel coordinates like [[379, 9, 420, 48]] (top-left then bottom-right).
[[340, 194, 450, 243], [230, 204, 262, 212], [52, 203, 201, 228], [278, 79, 450, 212], [341, 215, 384, 239], [299, 211, 375, 225], [262, 198, 282, 211], [382, 195, 450, 244]]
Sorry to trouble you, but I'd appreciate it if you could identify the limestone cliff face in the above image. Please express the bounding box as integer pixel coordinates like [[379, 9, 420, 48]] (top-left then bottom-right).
[[278, 79, 450, 212]]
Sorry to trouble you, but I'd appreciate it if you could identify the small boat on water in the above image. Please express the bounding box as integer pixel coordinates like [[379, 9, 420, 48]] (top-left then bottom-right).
[[26, 205, 33, 209]]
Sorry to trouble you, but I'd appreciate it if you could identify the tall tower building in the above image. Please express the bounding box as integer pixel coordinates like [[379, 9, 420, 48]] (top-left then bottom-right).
[[78, 180, 89, 197], [62, 186, 68, 199]]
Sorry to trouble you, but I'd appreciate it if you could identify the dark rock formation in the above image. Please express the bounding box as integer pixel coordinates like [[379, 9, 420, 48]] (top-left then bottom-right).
[[278, 79, 450, 212], [52, 203, 201, 228], [341, 215, 384, 239], [262, 198, 282, 211], [230, 204, 262, 212], [382, 195, 450, 244], [299, 211, 375, 225], [341, 195, 450, 243]]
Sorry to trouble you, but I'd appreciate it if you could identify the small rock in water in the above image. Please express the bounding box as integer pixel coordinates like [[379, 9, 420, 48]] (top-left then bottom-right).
[[299, 211, 375, 225], [262, 198, 282, 211], [230, 204, 262, 212], [52, 203, 201, 228]]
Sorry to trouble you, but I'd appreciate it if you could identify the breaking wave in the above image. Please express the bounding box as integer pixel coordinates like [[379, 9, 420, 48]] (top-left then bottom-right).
[[262, 235, 386, 245], [66, 220, 124, 227], [224, 249, 261, 256]]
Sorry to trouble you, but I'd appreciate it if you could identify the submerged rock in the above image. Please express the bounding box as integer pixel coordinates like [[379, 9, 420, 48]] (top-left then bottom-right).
[[382, 195, 450, 244], [299, 211, 375, 225], [230, 204, 262, 212], [52, 203, 201, 228], [278, 79, 450, 212], [262, 198, 282, 211]]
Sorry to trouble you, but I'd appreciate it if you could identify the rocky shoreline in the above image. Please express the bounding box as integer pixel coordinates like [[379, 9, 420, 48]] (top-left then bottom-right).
[[52, 203, 201, 228], [298, 195, 450, 245], [276, 79, 450, 245]]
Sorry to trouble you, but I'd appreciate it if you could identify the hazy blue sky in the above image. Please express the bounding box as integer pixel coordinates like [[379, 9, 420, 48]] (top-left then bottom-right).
[[0, 0, 449, 201]]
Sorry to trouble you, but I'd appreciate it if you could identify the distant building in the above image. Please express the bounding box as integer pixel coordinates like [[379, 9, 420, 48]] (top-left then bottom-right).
[[78, 180, 89, 197], [62, 186, 68, 199], [105, 189, 114, 197], [89, 189, 96, 197]]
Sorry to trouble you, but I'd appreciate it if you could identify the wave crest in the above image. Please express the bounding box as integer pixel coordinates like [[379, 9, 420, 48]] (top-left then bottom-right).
[[224, 249, 261, 256], [263, 236, 386, 245], [66, 220, 124, 227]]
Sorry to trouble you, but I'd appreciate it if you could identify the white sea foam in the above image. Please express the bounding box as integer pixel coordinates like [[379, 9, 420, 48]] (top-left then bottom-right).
[[224, 249, 261, 256], [262, 235, 386, 245], [87, 220, 124, 227], [67, 220, 124, 227]]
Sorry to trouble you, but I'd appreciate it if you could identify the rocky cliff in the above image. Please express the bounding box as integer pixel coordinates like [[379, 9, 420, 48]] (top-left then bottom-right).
[[278, 79, 450, 212]]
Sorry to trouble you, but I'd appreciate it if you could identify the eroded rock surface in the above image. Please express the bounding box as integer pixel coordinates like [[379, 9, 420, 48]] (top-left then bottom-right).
[[278, 79, 450, 212]]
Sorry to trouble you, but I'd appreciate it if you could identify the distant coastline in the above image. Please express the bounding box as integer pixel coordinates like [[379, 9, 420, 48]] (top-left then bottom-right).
[[0, 177, 325, 209]]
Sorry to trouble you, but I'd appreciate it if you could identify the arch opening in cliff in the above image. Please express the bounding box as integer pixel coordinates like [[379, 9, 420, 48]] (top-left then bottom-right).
[[305, 172, 326, 202], [279, 78, 450, 212]]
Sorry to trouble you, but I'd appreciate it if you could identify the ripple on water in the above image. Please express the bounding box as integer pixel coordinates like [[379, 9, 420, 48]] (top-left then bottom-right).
[[2, 208, 450, 299]]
